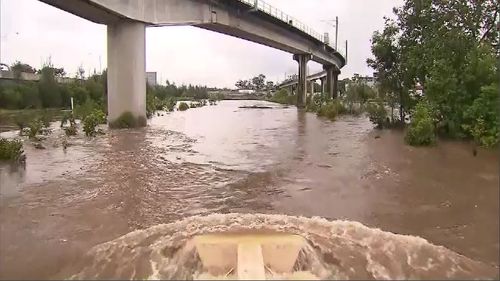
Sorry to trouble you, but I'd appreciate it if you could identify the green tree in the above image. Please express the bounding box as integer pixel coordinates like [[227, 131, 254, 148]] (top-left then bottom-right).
[[368, 0, 499, 146], [2, 88, 22, 109], [38, 65, 62, 108], [235, 80, 250, 89], [85, 74, 105, 105], [83, 113, 100, 137], [68, 84, 89, 105], [366, 100, 388, 129], [53, 67, 66, 77], [367, 20, 407, 122], [265, 81, 275, 91], [251, 74, 266, 91], [405, 100, 436, 146], [462, 83, 499, 147], [11, 61, 36, 79], [343, 83, 375, 115]]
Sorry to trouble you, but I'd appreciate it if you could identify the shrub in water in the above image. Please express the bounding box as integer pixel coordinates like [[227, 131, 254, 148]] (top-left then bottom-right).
[[317, 103, 337, 120], [74, 99, 100, 120], [92, 109, 107, 124], [20, 128, 31, 137], [286, 94, 297, 106], [27, 120, 43, 139], [165, 98, 177, 111], [306, 95, 323, 112], [366, 100, 388, 129], [146, 100, 155, 119], [83, 114, 100, 137], [0, 138, 24, 161], [109, 112, 146, 129], [64, 125, 78, 136], [269, 89, 296, 105], [60, 111, 71, 127], [60, 111, 76, 128], [14, 114, 30, 134], [462, 84, 499, 147], [178, 102, 189, 111], [40, 110, 52, 128], [335, 99, 348, 115], [316, 100, 345, 121], [405, 101, 436, 146]]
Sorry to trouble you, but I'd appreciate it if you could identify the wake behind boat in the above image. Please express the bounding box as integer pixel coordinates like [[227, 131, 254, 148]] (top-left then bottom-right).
[[66, 214, 498, 280]]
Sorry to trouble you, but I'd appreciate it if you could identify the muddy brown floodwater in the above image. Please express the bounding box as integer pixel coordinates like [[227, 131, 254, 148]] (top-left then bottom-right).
[[0, 100, 498, 279]]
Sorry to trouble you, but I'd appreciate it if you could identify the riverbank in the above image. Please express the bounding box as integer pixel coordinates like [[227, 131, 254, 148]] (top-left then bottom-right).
[[0, 100, 498, 279]]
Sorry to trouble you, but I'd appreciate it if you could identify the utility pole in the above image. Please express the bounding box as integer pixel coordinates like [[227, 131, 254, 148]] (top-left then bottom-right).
[[335, 16, 338, 50], [0, 0, 2, 65], [321, 17, 339, 49], [345, 40, 348, 64]]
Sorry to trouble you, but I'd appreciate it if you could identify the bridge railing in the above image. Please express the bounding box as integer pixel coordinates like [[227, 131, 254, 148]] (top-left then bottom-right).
[[237, 0, 325, 45]]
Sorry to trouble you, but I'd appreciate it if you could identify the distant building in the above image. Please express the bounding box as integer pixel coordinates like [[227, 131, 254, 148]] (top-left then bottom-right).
[[146, 72, 157, 86], [351, 73, 376, 88]]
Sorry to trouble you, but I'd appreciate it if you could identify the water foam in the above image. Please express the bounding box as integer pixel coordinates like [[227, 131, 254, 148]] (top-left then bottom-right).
[[68, 213, 498, 280]]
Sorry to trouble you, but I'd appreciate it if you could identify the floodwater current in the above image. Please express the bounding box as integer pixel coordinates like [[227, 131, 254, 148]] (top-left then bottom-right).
[[0, 100, 498, 279]]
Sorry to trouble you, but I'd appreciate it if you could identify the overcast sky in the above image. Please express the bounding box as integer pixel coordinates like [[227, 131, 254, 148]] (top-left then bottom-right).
[[0, 0, 402, 88]]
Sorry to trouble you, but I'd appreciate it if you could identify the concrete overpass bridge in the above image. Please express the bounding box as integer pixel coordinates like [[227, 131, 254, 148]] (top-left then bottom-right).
[[278, 67, 340, 99], [39, 0, 346, 125]]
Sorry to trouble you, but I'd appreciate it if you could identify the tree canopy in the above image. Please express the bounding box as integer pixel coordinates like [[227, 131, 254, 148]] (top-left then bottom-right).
[[235, 74, 275, 91], [367, 0, 499, 146], [11, 61, 37, 74]]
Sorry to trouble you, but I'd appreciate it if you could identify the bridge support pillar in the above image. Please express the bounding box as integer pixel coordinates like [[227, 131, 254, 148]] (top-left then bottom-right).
[[324, 65, 333, 100], [320, 78, 325, 98], [293, 54, 311, 108], [333, 68, 340, 99], [323, 65, 340, 100], [107, 20, 147, 127]]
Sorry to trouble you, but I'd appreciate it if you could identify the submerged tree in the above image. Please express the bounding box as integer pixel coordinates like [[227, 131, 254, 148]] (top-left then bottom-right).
[[367, 0, 499, 146]]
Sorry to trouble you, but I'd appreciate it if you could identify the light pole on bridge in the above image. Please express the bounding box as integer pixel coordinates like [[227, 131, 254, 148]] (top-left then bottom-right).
[[321, 17, 339, 50]]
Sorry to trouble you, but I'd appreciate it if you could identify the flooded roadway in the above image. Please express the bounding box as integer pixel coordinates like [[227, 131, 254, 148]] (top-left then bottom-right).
[[0, 100, 498, 279]]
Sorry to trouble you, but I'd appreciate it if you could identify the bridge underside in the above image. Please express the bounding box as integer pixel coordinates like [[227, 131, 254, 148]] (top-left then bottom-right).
[[39, 0, 346, 121]]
